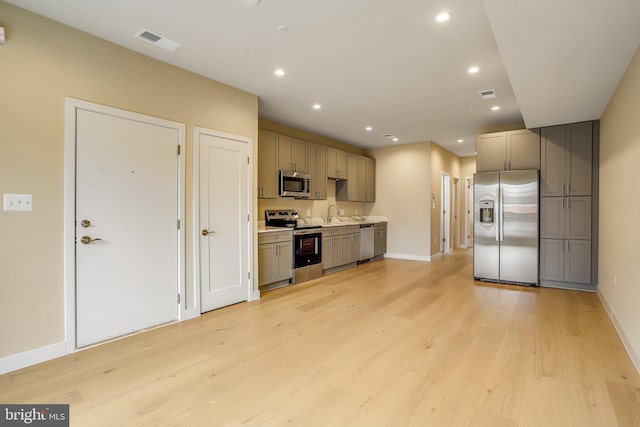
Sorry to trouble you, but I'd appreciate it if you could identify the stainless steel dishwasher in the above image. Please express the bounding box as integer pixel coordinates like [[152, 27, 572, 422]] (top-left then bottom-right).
[[358, 223, 375, 263]]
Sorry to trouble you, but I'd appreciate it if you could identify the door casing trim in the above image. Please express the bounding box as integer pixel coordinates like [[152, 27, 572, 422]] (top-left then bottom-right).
[[191, 126, 255, 319], [64, 98, 186, 354]]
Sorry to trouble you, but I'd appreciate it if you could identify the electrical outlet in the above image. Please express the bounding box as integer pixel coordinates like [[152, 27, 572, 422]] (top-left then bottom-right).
[[613, 274, 617, 287], [340, 208, 344, 215], [355, 209, 358, 215], [306, 209, 311, 217], [3, 193, 32, 211]]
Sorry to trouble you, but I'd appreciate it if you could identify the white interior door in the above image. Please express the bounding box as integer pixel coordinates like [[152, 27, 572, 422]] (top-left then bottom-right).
[[199, 131, 249, 312], [75, 108, 180, 348]]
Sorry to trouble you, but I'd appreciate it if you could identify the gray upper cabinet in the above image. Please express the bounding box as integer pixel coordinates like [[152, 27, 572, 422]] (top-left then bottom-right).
[[567, 123, 593, 196], [278, 135, 308, 173], [336, 154, 375, 202], [541, 122, 592, 197], [258, 130, 279, 199], [476, 133, 507, 172], [307, 143, 327, 200], [364, 157, 375, 202], [327, 147, 347, 179], [508, 129, 541, 171], [476, 129, 540, 172]]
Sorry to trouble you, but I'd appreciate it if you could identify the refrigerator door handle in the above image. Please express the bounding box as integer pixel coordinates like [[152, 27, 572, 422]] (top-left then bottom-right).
[[495, 188, 500, 241], [499, 188, 505, 242]]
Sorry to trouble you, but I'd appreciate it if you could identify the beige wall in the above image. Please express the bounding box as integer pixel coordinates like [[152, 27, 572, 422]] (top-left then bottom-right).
[[0, 3, 258, 358], [367, 142, 432, 259], [430, 144, 462, 255], [599, 46, 640, 365]]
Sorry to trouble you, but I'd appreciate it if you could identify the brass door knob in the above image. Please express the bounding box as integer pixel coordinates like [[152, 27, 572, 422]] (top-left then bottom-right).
[[202, 229, 215, 236], [80, 236, 103, 244], [80, 219, 91, 228]]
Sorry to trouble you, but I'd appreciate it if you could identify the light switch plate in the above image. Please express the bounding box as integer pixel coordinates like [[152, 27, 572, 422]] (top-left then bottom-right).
[[3, 193, 33, 211]]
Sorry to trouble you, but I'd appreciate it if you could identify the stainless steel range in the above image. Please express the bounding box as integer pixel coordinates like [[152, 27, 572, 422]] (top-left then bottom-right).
[[265, 210, 323, 284]]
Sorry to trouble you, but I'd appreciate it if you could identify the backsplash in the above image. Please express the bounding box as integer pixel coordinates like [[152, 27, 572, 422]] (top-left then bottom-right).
[[257, 179, 372, 220]]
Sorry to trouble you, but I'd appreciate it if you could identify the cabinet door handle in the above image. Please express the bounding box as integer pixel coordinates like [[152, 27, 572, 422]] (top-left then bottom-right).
[[566, 183, 570, 195]]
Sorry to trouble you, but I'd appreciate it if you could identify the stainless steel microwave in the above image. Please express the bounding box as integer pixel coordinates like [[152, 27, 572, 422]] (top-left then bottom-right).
[[279, 170, 310, 198]]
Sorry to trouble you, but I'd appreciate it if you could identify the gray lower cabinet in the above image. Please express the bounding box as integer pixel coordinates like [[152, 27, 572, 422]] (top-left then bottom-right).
[[322, 225, 360, 271], [258, 231, 292, 287], [374, 222, 387, 257], [540, 239, 591, 285]]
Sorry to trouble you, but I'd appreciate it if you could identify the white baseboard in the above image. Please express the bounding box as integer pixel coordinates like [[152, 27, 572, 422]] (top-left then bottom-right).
[[184, 307, 201, 320], [598, 290, 640, 374], [0, 341, 67, 375], [249, 290, 261, 301], [384, 253, 431, 262]]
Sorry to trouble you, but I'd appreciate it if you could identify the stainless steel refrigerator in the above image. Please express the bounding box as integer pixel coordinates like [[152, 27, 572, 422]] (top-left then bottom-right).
[[473, 170, 539, 285]]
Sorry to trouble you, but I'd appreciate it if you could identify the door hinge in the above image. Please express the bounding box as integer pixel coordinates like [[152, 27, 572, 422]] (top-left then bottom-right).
[[177, 145, 181, 155], [247, 156, 250, 164], [177, 293, 181, 304], [177, 219, 181, 229], [248, 214, 250, 222], [248, 272, 251, 280]]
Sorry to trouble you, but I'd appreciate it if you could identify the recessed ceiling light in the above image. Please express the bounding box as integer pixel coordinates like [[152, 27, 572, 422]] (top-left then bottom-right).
[[312, 103, 321, 110], [241, 0, 261, 6], [277, 25, 288, 32], [491, 106, 501, 111], [365, 126, 373, 131], [274, 69, 285, 76], [392, 138, 399, 142], [436, 12, 451, 22], [468, 66, 479, 74], [457, 139, 464, 143]]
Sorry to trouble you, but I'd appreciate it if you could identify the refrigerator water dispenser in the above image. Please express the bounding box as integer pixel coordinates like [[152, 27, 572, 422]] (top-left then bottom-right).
[[479, 200, 494, 223]]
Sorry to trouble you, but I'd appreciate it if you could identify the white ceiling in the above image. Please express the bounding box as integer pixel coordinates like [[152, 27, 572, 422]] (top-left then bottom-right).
[[6, 0, 640, 157]]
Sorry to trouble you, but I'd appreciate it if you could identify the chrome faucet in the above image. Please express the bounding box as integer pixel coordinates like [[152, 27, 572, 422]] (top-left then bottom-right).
[[327, 204, 338, 223]]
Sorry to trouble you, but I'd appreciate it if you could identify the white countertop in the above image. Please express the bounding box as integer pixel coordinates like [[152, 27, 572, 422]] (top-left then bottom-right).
[[258, 216, 388, 232], [257, 226, 294, 234]]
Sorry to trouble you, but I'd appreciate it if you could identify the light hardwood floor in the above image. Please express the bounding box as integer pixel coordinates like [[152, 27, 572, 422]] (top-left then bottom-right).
[[2, 250, 640, 426]]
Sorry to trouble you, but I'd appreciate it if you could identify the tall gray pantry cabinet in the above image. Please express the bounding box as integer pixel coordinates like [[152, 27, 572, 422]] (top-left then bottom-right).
[[539, 121, 598, 291]]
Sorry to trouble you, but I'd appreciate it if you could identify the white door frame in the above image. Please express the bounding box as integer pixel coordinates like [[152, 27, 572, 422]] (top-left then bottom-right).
[[441, 172, 451, 254], [192, 126, 254, 318], [64, 98, 186, 354], [453, 176, 460, 249], [465, 176, 474, 248]]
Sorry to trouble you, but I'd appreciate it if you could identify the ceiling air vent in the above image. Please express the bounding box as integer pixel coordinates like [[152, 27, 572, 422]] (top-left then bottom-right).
[[478, 89, 497, 99], [134, 29, 181, 51]]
